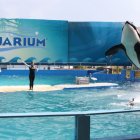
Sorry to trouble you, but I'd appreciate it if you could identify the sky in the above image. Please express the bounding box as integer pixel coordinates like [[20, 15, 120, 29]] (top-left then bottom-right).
[[0, 0, 140, 26]]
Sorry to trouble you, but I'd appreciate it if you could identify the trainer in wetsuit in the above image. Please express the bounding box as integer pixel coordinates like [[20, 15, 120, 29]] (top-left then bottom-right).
[[22, 61, 37, 90], [29, 62, 36, 90]]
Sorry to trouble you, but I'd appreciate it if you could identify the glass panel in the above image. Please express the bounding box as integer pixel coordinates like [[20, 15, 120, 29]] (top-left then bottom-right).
[[90, 112, 140, 139], [0, 116, 75, 140]]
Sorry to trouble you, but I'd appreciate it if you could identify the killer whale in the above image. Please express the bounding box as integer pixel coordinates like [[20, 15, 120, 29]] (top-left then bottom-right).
[[105, 21, 140, 68]]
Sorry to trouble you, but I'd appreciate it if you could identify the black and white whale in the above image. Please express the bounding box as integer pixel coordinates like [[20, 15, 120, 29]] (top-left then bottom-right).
[[105, 21, 140, 68]]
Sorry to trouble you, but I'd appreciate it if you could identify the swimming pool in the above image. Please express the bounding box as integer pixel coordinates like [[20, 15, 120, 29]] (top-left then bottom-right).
[[0, 75, 74, 86], [0, 76, 140, 139]]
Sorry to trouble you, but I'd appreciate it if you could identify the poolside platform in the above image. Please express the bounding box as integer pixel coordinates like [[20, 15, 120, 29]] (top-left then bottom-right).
[[0, 83, 118, 92]]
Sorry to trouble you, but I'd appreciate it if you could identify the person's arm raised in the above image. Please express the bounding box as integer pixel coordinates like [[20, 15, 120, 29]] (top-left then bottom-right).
[[21, 60, 30, 67]]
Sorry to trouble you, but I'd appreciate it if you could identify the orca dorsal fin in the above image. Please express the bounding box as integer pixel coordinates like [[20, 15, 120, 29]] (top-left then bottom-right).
[[105, 44, 125, 56]]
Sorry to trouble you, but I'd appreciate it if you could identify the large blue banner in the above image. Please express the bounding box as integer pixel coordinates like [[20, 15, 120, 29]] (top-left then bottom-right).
[[0, 19, 68, 63], [0, 19, 132, 66], [68, 22, 131, 65]]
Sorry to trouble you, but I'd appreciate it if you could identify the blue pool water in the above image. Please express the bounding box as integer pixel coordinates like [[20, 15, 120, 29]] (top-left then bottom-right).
[[0, 75, 74, 86], [0, 76, 140, 139]]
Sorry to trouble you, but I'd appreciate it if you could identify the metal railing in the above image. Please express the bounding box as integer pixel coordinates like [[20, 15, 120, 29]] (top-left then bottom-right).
[[0, 109, 140, 140]]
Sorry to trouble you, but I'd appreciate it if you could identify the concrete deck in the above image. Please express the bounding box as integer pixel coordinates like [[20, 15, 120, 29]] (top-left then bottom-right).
[[0, 83, 118, 92]]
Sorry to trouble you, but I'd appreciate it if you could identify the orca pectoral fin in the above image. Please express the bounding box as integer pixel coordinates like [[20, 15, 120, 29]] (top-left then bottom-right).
[[105, 44, 125, 56], [134, 42, 140, 64]]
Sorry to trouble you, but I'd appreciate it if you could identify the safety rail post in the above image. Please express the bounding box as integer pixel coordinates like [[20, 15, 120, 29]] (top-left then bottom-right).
[[75, 115, 90, 140]]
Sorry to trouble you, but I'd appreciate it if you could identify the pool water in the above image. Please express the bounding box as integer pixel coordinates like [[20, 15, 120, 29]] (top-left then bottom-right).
[[0, 75, 74, 86], [0, 76, 140, 139]]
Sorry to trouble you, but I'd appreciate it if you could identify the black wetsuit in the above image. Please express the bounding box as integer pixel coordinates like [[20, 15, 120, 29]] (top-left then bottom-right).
[[29, 67, 35, 90]]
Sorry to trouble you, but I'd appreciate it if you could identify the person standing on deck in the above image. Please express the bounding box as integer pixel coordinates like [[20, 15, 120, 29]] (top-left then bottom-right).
[[129, 98, 135, 107], [22, 61, 37, 90]]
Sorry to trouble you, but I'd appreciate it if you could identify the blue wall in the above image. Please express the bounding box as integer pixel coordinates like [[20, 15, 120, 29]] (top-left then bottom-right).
[[0, 70, 88, 76], [0, 69, 132, 82]]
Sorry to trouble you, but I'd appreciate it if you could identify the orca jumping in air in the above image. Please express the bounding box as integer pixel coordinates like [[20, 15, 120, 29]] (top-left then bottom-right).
[[105, 21, 140, 68]]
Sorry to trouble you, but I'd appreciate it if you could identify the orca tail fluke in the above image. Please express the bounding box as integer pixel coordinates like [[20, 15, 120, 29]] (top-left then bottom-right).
[[105, 44, 125, 57]]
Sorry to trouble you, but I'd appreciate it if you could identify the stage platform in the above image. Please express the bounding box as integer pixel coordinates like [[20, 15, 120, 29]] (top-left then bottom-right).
[[0, 83, 118, 92]]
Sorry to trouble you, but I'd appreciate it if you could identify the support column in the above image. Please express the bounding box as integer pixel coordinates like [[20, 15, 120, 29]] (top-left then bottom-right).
[[75, 115, 90, 140]]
